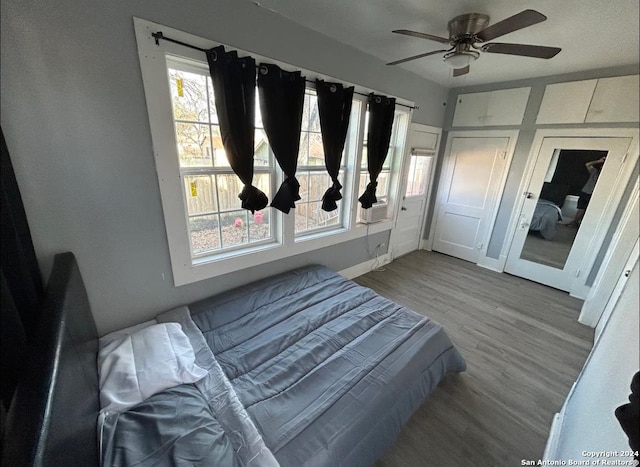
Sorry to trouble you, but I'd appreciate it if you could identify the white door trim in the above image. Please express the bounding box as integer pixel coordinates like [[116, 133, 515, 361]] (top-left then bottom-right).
[[428, 130, 519, 265], [579, 177, 639, 327], [393, 123, 442, 255], [497, 128, 639, 274], [594, 241, 639, 341]]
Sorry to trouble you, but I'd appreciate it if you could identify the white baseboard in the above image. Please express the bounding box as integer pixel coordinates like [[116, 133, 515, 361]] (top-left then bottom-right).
[[339, 253, 392, 279], [420, 238, 433, 251], [543, 411, 564, 461], [476, 255, 503, 273]]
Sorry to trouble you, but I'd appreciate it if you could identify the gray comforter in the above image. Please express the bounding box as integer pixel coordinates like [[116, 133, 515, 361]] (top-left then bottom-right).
[[190, 265, 466, 466], [101, 265, 466, 467], [530, 200, 563, 239]]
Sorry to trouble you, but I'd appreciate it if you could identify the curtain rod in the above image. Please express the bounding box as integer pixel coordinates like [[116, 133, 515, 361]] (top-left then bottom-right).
[[152, 31, 418, 110]]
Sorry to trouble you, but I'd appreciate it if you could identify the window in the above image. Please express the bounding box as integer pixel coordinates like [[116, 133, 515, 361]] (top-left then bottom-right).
[[168, 60, 276, 258], [135, 18, 413, 285], [295, 90, 361, 237], [357, 111, 409, 220], [405, 153, 434, 198]]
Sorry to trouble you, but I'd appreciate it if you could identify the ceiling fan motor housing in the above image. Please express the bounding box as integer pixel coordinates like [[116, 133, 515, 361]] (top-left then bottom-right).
[[448, 13, 490, 42]]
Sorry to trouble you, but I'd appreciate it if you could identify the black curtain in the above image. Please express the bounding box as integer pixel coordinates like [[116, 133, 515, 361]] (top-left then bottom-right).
[[206, 46, 268, 213], [0, 128, 43, 409], [359, 93, 395, 209], [616, 371, 640, 460], [316, 79, 354, 212], [257, 64, 305, 214]]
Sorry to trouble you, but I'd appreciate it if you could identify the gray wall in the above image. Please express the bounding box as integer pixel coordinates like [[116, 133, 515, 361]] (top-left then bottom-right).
[[0, 0, 445, 334], [424, 65, 640, 264]]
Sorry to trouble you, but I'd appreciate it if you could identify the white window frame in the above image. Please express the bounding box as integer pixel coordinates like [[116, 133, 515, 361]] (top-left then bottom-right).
[[168, 59, 278, 258], [294, 87, 364, 239], [134, 18, 413, 286]]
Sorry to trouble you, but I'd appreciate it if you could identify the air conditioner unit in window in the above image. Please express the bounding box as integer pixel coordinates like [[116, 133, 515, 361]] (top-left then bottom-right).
[[359, 202, 389, 224]]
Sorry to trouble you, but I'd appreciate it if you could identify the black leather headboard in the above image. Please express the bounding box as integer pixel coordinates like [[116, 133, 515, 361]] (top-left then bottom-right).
[[2, 253, 99, 467]]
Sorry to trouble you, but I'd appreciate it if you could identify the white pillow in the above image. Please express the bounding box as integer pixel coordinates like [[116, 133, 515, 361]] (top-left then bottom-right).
[[98, 322, 207, 413]]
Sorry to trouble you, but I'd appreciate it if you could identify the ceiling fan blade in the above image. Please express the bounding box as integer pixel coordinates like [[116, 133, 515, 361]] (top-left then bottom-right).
[[476, 9, 547, 42], [453, 66, 470, 77], [387, 49, 449, 66], [481, 42, 561, 59], [392, 29, 450, 44]]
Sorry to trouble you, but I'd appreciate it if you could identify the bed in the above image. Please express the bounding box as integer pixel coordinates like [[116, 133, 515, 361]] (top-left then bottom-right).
[[2, 253, 466, 467], [529, 182, 570, 240]]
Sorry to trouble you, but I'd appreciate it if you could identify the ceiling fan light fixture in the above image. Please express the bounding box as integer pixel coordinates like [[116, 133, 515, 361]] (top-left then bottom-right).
[[443, 50, 479, 69]]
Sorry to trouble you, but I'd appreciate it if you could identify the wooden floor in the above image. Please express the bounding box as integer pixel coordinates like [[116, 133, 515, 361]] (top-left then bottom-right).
[[355, 250, 593, 467], [520, 223, 578, 269]]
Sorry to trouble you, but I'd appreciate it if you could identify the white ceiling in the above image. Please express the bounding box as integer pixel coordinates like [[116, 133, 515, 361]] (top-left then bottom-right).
[[251, 0, 640, 87]]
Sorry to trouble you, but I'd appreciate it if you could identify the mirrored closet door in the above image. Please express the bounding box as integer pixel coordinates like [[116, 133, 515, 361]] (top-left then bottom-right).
[[505, 136, 633, 294]]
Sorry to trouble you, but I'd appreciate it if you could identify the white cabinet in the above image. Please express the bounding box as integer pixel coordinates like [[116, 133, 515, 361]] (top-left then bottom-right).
[[452, 87, 531, 127], [536, 80, 597, 124], [585, 75, 640, 123], [536, 75, 639, 124]]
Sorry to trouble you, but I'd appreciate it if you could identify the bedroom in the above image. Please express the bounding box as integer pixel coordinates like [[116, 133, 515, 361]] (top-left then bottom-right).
[[1, 0, 638, 466]]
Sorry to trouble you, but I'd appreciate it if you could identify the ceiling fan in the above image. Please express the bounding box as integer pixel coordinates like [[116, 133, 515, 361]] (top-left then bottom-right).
[[387, 9, 561, 77]]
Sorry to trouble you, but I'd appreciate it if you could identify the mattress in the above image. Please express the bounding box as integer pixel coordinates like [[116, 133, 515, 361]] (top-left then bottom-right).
[[189, 265, 466, 467]]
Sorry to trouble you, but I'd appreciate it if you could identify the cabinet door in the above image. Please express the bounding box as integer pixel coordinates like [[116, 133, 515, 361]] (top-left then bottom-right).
[[585, 75, 639, 123], [452, 92, 490, 127], [485, 87, 531, 126], [536, 80, 597, 124]]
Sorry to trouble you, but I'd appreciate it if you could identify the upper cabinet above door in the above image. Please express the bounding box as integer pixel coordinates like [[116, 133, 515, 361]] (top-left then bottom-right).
[[452, 87, 531, 127], [537, 75, 639, 124], [585, 75, 640, 123]]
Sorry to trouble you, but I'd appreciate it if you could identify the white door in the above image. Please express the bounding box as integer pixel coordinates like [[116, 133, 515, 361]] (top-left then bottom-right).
[[431, 134, 514, 263], [391, 124, 440, 258], [504, 136, 633, 292]]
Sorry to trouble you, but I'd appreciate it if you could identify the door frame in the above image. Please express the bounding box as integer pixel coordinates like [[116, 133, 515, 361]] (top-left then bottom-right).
[[390, 123, 441, 257], [579, 176, 638, 328], [498, 128, 639, 296], [426, 129, 519, 264]]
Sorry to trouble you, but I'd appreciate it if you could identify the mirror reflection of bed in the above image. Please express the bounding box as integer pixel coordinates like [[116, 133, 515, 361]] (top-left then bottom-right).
[[520, 149, 608, 270]]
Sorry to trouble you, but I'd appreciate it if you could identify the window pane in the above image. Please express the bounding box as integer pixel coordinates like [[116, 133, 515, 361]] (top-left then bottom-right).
[[169, 69, 209, 123], [254, 89, 264, 129], [175, 122, 213, 167], [254, 173, 272, 199], [249, 208, 271, 243], [220, 210, 249, 248], [307, 132, 324, 166], [209, 125, 229, 167], [298, 132, 309, 166], [301, 93, 311, 131], [254, 129, 270, 167], [307, 92, 321, 133], [295, 201, 342, 235], [358, 173, 368, 198], [378, 171, 390, 196], [406, 155, 432, 197], [358, 171, 389, 199], [361, 145, 368, 169], [300, 201, 322, 232], [217, 174, 243, 211], [383, 147, 393, 169], [189, 214, 221, 254], [295, 203, 308, 233], [184, 175, 217, 215], [308, 172, 328, 202], [207, 79, 219, 124], [298, 173, 309, 201]]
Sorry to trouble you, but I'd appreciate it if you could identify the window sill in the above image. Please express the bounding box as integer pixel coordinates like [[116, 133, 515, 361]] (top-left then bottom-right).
[[173, 219, 394, 286]]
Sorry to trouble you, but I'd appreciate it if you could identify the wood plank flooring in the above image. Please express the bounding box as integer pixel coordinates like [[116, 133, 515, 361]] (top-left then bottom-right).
[[355, 250, 593, 467]]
